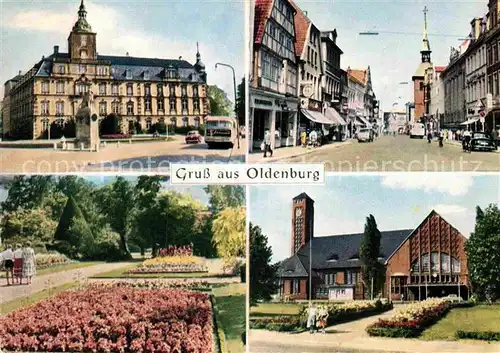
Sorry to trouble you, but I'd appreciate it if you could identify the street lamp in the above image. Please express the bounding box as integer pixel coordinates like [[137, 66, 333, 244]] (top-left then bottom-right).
[[215, 62, 240, 149]]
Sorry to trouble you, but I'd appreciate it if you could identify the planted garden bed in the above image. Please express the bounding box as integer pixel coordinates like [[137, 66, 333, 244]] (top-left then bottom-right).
[[366, 298, 450, 338], [126, 255, 209, 274], [0, 286, 214, 352]]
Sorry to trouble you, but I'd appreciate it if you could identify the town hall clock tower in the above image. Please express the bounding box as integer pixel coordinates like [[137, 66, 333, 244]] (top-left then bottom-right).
[[68, 0, 97, 60], [291, 193, 314, 255]]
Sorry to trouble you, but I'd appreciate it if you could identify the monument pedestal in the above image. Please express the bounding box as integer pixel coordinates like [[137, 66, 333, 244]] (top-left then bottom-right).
[[74, 92, 100, 151]]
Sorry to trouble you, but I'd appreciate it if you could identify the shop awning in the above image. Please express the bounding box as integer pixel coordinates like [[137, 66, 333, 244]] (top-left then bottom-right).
[[460, 117, 480, 125], [325, 107, 347, 125], [301, 109, 332, 125], [356, 116, 371, 127]]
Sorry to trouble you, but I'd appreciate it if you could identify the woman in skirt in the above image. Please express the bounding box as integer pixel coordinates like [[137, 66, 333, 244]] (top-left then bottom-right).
[[1, 244, 14, 286], [22, 242, 36, 285], [316, 305, 329, 334]]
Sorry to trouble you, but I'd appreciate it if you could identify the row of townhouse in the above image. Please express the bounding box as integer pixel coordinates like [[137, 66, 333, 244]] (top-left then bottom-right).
[[424, 0, 500, 134], [248, 0, 379, 152]]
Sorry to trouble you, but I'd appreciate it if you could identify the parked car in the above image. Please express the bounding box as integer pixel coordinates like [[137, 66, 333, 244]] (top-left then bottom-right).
[[471, 132, 496, 152], [185, 130, 202, 144], [357, 128, 373, 142]]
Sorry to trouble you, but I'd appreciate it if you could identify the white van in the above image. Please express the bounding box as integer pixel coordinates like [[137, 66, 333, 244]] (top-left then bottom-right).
[[409, 123, 425, 139]]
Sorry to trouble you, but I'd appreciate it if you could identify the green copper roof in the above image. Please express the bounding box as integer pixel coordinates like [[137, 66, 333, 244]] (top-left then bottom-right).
[[72, 0, 92, 33]]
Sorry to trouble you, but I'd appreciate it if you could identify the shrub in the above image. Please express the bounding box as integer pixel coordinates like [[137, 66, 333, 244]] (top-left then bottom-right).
[[101, 134, 132, 139], [35, 252, 72, 269], [456, 330, 500, 341], [249, 316, 301, 332]]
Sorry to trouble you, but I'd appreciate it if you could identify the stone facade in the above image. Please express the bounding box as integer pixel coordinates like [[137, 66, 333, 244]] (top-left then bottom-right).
[[3, 0, 208, 140]]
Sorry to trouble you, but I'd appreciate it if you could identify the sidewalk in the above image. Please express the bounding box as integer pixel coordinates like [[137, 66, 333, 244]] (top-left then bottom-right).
[[0, 262, 133, 303], [248, 139, 352, 163]]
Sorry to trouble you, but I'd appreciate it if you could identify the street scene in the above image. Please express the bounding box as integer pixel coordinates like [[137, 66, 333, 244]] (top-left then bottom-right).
[[0, 0, 244, 173], [249, 0, 500, 171], [249, 175, 500, 352], [0, 177, 246, 353]]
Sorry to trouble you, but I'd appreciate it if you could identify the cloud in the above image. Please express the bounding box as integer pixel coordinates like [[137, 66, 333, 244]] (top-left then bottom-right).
[[381, 174, 474, 196], [2, 1, 242, 101], [432, 204, 468, 215]]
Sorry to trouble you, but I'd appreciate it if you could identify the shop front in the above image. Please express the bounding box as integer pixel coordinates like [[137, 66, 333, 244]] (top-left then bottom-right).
[[249, 88, 299, 152], [297, 98, 332, 144], [324, 107, 347, 141]]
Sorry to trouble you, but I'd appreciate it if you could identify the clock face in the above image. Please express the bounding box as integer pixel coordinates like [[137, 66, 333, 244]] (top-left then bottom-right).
[[295, 208, 303, 217]]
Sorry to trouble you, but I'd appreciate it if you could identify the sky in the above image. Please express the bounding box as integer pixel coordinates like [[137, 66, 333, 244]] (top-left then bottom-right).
[[0, 176, 210, 205], [250, 174, 500, 262], [294, 0, 487, 112], [0, 0, 244, 102]]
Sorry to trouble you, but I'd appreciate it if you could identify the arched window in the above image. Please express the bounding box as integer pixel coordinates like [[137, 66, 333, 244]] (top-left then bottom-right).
[[146, 118, 152, 131], [127, 102, 134, 115], [194, 117, 200, 128], [170, 117, 177, 127], [182, 117, 189, 127]]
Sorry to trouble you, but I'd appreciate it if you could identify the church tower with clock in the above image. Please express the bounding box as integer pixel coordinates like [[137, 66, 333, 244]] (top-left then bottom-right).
[[291, 193, 315, 255], [68, 0, 97, 60]]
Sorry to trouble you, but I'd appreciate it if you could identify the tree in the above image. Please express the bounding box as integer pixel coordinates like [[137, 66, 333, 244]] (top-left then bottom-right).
[[235, 77, 245, 126], [249, 223, 279, 305], [95, 177, 135, 255], [1, 176, 55, 213], [204, 186, 245, 215], [212, 207, 246, 261], [99, 113, 122, 135], [466, 204, 500, 302], [53, 196, 93, 258], [359, 214, 383, 299], [1, 208, 57, 247], [207, 85, 232, 116]]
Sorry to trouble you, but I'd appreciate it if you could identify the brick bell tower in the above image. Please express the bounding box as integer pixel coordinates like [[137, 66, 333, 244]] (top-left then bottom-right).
[[291, 193, 314, 255]]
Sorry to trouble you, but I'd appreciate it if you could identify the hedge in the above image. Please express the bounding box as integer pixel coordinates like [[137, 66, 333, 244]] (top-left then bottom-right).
[[456, 330, 500, 341], [249, 316, 301, 332], [366, 326, 420, 338]]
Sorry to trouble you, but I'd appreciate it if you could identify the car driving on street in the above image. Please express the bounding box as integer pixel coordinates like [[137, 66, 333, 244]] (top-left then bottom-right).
[[185, 130, 202, 144], [357, 128, 373, 143], [471, 132, 496, 152]]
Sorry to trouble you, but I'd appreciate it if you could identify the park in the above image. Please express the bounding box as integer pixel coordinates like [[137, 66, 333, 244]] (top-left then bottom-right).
[[0, 177, 246, 353]]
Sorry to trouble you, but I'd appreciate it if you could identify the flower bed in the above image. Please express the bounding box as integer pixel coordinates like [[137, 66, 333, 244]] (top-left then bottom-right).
[[91, 279, 213, 291], [143, 255, 203, 266], [126, 262, 208, 274], [366, 298, 450, 338], [249, 316, 301, 332], [101, 134, 132, 139], [36, 252, 72, 269], [159, 245, 193, 257], [0, 286, 213, 352]]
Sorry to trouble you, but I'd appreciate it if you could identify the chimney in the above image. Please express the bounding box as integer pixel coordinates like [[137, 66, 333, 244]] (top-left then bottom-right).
[[54, 45, 59, 54]]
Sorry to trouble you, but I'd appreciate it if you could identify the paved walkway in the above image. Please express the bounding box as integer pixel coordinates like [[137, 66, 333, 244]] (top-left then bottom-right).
[[249, 306, 500, 353], [248, 139, 352, 163], [0, 262, 133, 303]]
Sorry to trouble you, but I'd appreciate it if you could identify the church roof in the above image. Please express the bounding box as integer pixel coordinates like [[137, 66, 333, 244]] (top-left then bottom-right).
[[277, 229, 413, 277], [33, 53, 206, 83], [414, 61, 433, 78]]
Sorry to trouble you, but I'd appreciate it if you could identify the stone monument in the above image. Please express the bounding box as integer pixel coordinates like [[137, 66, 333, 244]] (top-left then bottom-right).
[[75, 90, 100, 151]]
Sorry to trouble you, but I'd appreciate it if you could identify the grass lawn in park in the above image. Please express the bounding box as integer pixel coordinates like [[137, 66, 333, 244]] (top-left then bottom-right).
[[0, 282, 79, 314], [91, 264, 233, 279], [0, 261, 103, 278], [421, 305, 500, 341], [249, 302, 302, 318], [212, 283, 246, 353]]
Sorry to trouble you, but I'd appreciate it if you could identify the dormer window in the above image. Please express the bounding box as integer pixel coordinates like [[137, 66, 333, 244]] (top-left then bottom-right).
[[126, 69, 132, 80], [326, 253, 338, 262], [57, 65, 65, 74], [193, 85, 199, 97], [144, 70, 150, 80], [167, 66, 177, 79], [97, 66, 107, 76]]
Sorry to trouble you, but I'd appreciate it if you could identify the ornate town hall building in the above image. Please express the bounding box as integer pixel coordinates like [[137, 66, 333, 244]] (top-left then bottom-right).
[[277, 193, 470, 301], [2, 0, 209, 139]]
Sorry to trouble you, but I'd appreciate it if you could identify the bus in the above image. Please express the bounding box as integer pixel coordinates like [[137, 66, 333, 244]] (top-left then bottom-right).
[[409, 122, 425, 139], [204, 116, 239, 149]]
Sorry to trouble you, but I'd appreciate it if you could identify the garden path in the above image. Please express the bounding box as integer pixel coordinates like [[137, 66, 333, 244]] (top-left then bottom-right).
[[0, 262, 133, 304], [249, 304, 500, 352]]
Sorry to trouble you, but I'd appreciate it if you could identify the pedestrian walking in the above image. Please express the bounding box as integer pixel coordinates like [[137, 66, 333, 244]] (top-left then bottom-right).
[[306, 303, 317, 334], [309, 130, 318, 148], [316, 305, 329, 334], [13, 244, 23, 285], [22, 242, 36, 285], [263, 129, 273, 158], [1, 244, 14, 286], [491, 128, 498, 150], [301, 130, 307, 147]]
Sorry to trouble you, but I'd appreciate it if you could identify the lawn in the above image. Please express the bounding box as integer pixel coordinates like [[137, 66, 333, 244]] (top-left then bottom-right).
[[212, 283, 246, 353], [421, 305, 500, 341], [0, 261, 103, 278], [0, 281, 79, 314], [91, 264, 232, 279], [250, 302, 302, 318]]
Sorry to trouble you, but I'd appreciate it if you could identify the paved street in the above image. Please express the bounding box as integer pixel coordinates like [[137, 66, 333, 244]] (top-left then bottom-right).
[[250, 341, 401, 353], [281, 135, 499, 172], [0, 137, 246, 173]]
